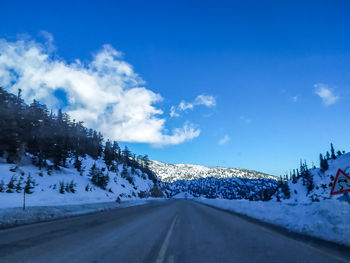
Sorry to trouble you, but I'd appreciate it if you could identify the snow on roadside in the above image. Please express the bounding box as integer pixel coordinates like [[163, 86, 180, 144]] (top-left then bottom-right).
[[0, 199, 164, 229], [196, 198, 350, 247]]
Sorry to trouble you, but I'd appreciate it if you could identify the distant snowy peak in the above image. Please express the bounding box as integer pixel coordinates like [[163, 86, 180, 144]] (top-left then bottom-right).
[[149, 160, 277, 182]]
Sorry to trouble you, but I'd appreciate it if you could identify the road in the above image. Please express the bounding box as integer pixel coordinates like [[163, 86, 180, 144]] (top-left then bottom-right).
[[0, 200, 349, 263]]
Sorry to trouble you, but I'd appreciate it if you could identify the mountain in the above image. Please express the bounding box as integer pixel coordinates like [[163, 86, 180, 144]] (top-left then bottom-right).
[[163, 177, 279, 200], [148, 160, 279, 200], [149, 160, 277, 182]]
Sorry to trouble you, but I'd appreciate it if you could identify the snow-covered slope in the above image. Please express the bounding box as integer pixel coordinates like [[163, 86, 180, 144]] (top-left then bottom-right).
[[196, 152, 350, 246], [0, 154, 159, 209], [149, 160, 277, 182], [274, 152, 350, 203]]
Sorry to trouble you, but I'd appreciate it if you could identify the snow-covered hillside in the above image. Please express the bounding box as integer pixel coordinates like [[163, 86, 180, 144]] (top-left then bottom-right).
[[0, 154, 160, 209], [274, 152, 350, 203], [196, 152, 350, 246], [149, 160, 277, 182]]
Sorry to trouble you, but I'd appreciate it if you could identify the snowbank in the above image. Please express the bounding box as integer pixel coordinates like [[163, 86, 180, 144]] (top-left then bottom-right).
[[196, 198, 350, 247], [0, 199, 163, 229]]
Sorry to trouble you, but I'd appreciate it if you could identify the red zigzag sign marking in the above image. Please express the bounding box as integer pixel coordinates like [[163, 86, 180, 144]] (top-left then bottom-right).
[[330, 169, 350, 195]]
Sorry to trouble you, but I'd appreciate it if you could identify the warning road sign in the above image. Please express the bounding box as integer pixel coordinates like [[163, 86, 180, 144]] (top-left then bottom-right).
[[330, 169, 350, 195]]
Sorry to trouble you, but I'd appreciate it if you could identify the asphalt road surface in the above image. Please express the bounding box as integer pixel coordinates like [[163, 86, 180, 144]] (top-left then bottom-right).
[[0, 200, 349, 263]]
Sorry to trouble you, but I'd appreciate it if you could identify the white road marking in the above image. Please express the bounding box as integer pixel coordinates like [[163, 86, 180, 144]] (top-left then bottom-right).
[[155, 215, 178, 263]]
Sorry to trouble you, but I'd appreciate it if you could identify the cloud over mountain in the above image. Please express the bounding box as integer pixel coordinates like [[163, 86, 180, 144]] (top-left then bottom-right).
[[0, 36, 200, 146]]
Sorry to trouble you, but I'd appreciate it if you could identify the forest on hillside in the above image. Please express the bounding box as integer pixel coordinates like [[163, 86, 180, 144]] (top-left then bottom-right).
[[0, 87, 157, 184]]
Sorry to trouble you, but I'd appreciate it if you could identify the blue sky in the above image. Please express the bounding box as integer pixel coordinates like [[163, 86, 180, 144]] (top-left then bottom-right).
[[1, 0, 349, 175]]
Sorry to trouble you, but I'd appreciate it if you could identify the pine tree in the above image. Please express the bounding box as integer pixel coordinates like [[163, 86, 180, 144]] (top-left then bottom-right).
[[89, 163, 97, 177], [24, 174, 35, 194], [122, 146, 131, 163], [65, 182, 70, 193], [69, 180, 76, 193], [15, 179, 22, 193], [320, 153, 325, 171], [112, 141, 120, 161], [0, 180, 5, 192], [59, 181, 65, 194], [330, 143, 336, 160], [74, 153, 82, 172], [320, 153, 329, 172], [103, 140, 114, 167], [326, 151, 330, 160], [6, 176, 16, 193], [90, 164, 109, 190], [292, 169, 297, 184], [121, 164, 133, 184]]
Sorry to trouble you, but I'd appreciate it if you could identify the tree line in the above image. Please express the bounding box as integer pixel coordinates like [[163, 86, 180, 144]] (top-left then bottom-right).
[[0, 87, 157, 183]]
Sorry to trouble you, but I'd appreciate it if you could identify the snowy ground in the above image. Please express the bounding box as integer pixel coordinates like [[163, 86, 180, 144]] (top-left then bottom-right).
[[196, 198, 350, 247], [0, 154, 155, 209], [0, 154, 164, 229], [0, 198, 164, 229]]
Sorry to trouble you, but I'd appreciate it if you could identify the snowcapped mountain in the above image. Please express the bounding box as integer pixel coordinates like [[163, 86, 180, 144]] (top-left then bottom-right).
[[149, 160, 277, 182], [148, 160, 279, 200]]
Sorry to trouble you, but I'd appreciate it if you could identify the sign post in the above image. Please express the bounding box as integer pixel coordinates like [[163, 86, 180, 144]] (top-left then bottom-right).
[[330, 168, 350, 204], [23, 189, 26, 210]]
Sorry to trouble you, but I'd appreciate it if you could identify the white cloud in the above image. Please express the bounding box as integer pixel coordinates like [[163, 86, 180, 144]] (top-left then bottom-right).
[[171, 94, 216, 117], [240, 116, 252, 124], [178, 100, 194, 111], [178, 95, 216, 111], [0, 36, 200, 146], [194, 95, 216, 107], [170, 105, 180, 117], [314, 83, 339, 106], [292, 96, 298, 102], [218, 135, 230, 145]]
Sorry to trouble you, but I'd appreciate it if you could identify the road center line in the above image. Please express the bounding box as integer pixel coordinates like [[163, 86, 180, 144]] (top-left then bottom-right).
[[155, 215, 178, 263]]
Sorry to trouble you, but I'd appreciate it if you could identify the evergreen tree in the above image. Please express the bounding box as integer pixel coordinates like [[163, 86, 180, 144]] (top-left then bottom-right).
[[112, 141, 120, 160], [319, 153, 329, 172], [320, 153, 325, 171], [15, 179, 22, 193], [59, 181, 65, 194], [69, 180, 76, 193], [330, 143, 336, 160], [122, 146, 131, 163], [121, 164, 133, 184], [0, 180, 5, 192], [74, 153, 82, 172], [90, 164, 109, 189], [24, 174, 35, 194], [300, 161, 314, 194], [103, 140, 114, 167], [292, 169, 297, 184], [326, 151, 330, 160], [6, 176, 16, 193]]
